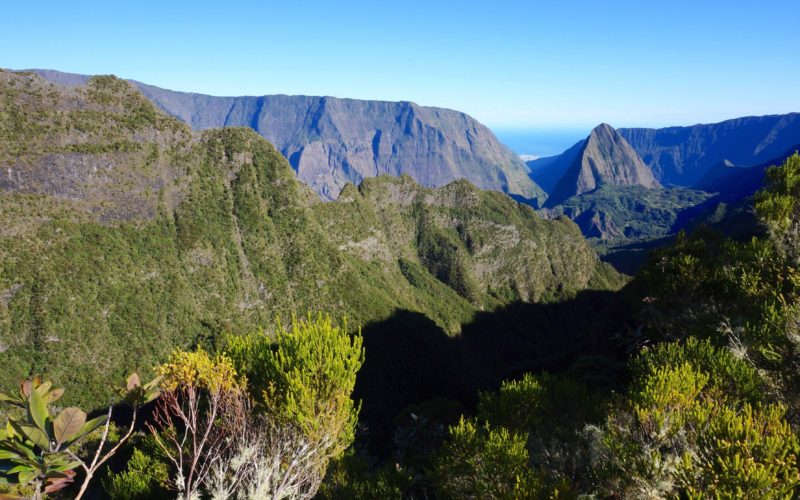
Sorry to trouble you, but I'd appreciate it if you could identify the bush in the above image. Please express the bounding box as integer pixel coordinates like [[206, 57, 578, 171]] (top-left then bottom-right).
[[226, 314, 364, 458], [431, 417, 541, 499], [220, 314, 365, 499], [478, 372, 604, 437], [317, 451, 411, 500], [102, 447, 170, 500], [678, 403, 800, 498], [632, 338, 764, 405]]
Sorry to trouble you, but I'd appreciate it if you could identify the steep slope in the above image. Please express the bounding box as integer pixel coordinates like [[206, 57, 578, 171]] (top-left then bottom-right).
[[0, 71, 604, 405], [544, 123, 659, 207], [619, 113, 800, 186], [28, 69, 544, 204], [526, 139, 584, 194]]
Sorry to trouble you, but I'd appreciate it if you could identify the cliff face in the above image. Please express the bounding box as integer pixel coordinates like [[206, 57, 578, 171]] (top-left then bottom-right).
[[138, 84, 544, 202], [25, 70, 544, 203], [619, 113, 800, 186], [0, 71, 604, 405], [544, 123, 659, 207]]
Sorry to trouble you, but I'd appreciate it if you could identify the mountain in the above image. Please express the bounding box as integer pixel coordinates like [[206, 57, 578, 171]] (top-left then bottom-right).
[[0, 70, 613, 405], [619, 113, 800, 186], [28, 69, 544, 204], [694, 146, 800, 201], [543, 123, 660, 207], [693, 159, 753, 200]]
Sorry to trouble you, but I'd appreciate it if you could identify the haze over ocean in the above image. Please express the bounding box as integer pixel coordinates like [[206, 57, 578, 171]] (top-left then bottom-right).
[[493, 128, 589, 158]]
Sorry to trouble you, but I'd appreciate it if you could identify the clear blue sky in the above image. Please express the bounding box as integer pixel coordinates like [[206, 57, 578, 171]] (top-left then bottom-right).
[[3, 1, 799, 129]]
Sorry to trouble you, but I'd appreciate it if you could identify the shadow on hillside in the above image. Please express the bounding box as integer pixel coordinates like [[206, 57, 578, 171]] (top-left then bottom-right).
[[599, 236, 674, 275], [353, 288, 632, 452]]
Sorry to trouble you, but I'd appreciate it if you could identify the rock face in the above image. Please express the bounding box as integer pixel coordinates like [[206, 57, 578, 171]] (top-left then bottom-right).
[[28, 69, 544, 203], [619, 113, 800, 186], [544, 123, 659, 207]]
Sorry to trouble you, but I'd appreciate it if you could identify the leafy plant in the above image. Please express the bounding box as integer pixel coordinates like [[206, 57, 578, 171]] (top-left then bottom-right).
[[0, 374, 159, 499]]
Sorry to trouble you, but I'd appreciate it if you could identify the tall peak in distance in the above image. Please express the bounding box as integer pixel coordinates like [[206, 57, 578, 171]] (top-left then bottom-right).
[[544, 123, 660, 207]]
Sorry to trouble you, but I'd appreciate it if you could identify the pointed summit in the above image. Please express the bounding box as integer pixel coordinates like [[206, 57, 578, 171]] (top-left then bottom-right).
[[544, 123, 659, 207]]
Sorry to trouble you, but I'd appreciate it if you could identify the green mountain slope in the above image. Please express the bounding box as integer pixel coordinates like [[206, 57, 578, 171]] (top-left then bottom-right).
[[0, 71, 612, 405]]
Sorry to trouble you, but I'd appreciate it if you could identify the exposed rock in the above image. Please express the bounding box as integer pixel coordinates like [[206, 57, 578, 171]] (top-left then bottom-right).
[[28, 69, 545, 204], [544, 123, 659, 207], [574, 210, 623, 240], [0, 284, 22, 307]]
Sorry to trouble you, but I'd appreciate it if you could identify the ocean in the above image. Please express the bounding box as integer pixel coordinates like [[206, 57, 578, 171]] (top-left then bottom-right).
[[492, 128, 589, 159]]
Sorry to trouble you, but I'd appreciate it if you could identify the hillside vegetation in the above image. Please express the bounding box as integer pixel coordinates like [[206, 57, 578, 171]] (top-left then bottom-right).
[[0, 71, 611, 407]]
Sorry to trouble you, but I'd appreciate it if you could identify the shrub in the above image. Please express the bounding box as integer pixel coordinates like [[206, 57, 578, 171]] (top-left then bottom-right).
[[225, 314, 364, 458], [431, 417, 540, 499], [632, 338, 764, 405], [678, 403, 800, 498], [102, 447, 170, 500]]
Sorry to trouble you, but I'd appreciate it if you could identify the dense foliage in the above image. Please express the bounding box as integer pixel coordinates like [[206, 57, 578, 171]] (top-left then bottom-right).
[[0, 71, 612, 409], [318, 151, 800, 498]]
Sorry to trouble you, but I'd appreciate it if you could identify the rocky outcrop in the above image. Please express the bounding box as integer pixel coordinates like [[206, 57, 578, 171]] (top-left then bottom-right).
[[526, 139, 584, 194], [544, 123, 659, 207], [28, 69, 544, 204]]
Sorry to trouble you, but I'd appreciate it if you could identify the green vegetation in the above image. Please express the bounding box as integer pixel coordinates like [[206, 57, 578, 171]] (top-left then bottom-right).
[[0, 71, 611, 408], [128, 315, 363, 499], [319, 151, 800, 497], [226, 314, 364, 460], [101, 444, 170, 500], [7, 70, 800, 498], [431, 418, 541, 499], [547, 184, 712, 240], [545, 185, 716, 273], [0, 373, 159, 499]]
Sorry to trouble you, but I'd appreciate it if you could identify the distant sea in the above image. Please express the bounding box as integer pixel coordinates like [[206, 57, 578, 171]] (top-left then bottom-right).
[[492, 128, 589, 159]]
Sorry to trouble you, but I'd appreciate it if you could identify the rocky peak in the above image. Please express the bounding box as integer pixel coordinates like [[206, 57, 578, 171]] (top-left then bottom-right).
[[544, 123, 659, 207]]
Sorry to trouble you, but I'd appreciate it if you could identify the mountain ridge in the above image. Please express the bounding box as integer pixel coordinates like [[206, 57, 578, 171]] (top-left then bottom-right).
[[26, 69, 545, 204], [618, 113, 800, 186]]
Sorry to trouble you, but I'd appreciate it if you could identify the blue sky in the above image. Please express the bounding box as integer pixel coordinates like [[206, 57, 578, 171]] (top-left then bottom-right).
[[3, 1, 799, 129]]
